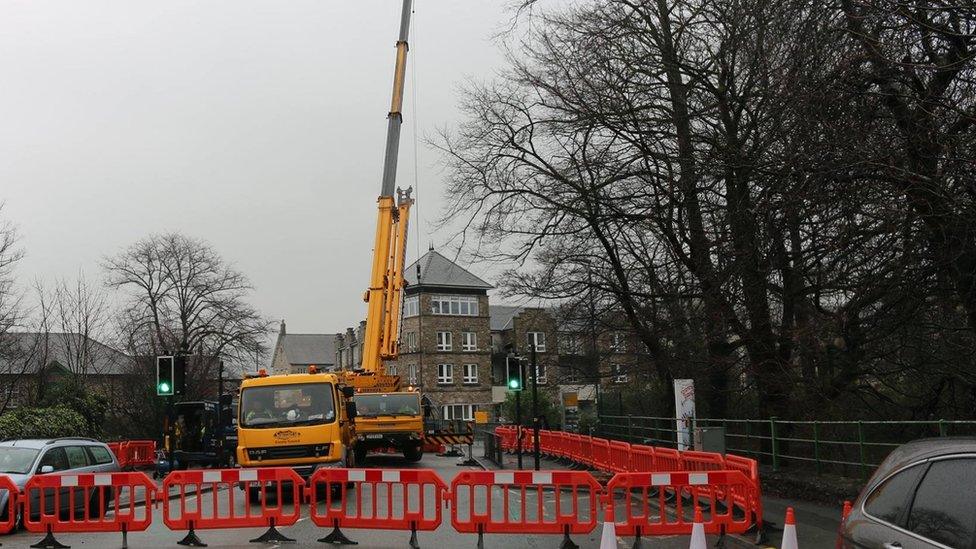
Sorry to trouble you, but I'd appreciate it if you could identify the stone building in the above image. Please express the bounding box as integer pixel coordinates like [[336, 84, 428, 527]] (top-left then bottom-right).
[[270, 321, 337, 374]]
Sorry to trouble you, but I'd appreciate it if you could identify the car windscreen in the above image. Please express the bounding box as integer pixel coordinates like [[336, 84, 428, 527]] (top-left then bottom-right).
[[0, 447, 40, 474], [353, 393, 421, 417], [239, 382, 336, 428]]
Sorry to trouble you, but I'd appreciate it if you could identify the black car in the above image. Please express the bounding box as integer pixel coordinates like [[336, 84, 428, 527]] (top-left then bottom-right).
[[838, 438, 976, 548]]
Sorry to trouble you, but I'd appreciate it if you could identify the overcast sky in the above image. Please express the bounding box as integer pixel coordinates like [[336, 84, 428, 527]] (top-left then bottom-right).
[[0, 0, 520, 336]]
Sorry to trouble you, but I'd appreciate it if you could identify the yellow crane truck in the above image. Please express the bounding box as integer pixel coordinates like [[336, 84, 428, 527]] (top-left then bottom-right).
[[236, 0, 424, 481], [342, 0, 426, 464]]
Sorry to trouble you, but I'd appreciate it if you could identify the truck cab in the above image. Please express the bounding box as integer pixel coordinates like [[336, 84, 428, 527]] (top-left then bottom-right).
[[236, 370, 357, 482], [352, 391, 424, 462]]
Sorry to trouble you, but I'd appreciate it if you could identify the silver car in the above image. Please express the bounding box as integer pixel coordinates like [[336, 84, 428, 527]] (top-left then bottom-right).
[[838, 438, 976, 549], [0, 437, 120, 529]]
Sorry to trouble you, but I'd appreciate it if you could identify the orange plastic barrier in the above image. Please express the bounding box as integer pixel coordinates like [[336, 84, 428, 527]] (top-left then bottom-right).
[[308, 468, 448, 545], [22, 471, 156, 546], [163, 467, 304, 545], [451, 470, 601, 546], [609, 440, 632, 473], [630, 444, 655, 472], [605, 470, 755, 538], [590, 438, 611, 471], [654, 447, 683, 471], [0, 474, 18, 535], [107, 442, 123, 466], [723, 454, 764, 530], [121, 441, 156, 469], [682, 450, 725, 473]]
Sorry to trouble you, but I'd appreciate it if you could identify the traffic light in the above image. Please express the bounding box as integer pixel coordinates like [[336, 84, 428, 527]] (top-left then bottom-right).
[[156, 356, 174, 396], [173, 355, 187, 396], [506, 355, 523, 392]]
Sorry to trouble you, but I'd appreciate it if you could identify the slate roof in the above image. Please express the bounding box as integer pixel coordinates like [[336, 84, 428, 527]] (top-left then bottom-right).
[[281, 334, 336, 366], [489, 305, 526, 331], [0, 332, 131, 375], [403, 251, 493, 290]]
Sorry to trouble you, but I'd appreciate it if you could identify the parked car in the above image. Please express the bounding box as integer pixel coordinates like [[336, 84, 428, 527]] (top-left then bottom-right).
[[838, 437, 976, 548], [0, 437, 120, 529]]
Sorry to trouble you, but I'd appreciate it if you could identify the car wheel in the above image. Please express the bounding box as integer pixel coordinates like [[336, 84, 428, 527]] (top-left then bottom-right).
[[403, 445, 423, 462]]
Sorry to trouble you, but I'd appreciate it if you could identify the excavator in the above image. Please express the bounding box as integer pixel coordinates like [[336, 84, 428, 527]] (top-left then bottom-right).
[[340, 0, 426, 464]]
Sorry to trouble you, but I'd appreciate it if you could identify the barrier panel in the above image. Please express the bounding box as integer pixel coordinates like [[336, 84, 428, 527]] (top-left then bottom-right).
[[107, 442, 124, 467], [609, 441, 632, 473], [590, 438, 611, 471], [723, 454, 764, 534], [308, 468, 448, 546], [0, 474, 17, 535], [630, 444, 655, 472], [163, 467, 304, 545], [605, 470, 756, 542], [22, 471, 156, 548], [451, 470, 602, 547], [120, 441, 156, 469], [654, 447, 683, 471], [681, 450, 725, 473]]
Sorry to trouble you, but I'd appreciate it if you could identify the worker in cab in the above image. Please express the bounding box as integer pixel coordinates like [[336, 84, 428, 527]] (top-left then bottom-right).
[[244, 395, 274, 424]]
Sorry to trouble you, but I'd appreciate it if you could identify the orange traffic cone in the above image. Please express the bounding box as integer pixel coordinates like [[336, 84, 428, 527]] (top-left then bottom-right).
[[781, 507, 798, 549], [600, 501, 617, 549], [689, 506, 706, 549]]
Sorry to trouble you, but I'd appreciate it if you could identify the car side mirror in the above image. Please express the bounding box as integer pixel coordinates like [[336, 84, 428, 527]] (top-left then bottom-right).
[[39, 465, 54, 474], [341, 386, 355, 399], [346, 402, 358, 419]]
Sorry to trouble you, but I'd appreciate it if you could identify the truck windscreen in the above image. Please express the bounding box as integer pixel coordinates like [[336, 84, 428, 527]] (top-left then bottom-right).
[[353, 393, 420, 417], [240, 383, 336, 428]]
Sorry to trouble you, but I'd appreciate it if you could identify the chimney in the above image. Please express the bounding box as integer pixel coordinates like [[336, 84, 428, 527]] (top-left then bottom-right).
[[279, 320, 286, 336]]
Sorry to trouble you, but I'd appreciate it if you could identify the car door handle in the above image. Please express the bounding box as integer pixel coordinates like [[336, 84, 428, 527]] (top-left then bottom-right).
[[883, 543, 902, 549]]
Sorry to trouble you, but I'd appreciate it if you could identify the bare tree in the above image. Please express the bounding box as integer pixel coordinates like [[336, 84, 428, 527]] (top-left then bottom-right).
[[104, 232, 271, 397]]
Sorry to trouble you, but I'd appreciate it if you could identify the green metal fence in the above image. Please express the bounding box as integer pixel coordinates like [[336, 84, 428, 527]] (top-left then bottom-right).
[[598, 414, 976, 478]]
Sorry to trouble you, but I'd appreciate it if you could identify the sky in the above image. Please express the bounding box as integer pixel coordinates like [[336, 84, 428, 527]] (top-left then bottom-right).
[[0, 0, 522, 336]]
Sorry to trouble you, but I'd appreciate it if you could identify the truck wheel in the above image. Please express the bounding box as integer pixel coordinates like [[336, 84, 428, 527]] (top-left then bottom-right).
[[248, 486, 262, 505], [354, 444, 367, 466], [403, 445, 423, 462]]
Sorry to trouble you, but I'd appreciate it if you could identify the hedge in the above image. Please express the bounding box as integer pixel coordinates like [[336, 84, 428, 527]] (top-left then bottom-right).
[[0, 405, 89, 440]]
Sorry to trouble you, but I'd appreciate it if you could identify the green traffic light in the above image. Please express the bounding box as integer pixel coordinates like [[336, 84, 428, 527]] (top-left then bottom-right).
[[158, 381, 171, 394], [508, 379, 520, 390]]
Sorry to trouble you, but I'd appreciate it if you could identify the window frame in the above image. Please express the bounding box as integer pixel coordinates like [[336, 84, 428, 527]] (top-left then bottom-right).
[[461, 331, 478, 352], [527, 331, 547, 353], [612, 364, 629, 383], [462, 363, 478, 384], [407, 364, 418, 385], [611, 332, 626, 353], [431, 295, 479, 317], [437, 363, 454, 385], [403, 295, 419, 318], [436, 331, 453, 352], [442, 404, 475, 421]]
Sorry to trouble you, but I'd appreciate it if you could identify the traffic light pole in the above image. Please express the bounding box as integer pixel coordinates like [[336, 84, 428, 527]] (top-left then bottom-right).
[[515, 384, 523, 470], [531, 344, 540, 471]]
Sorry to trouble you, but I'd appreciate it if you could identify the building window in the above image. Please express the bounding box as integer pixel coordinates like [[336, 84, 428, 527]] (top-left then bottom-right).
[[612, 364, 628, 383], [431, 295, 479, 316], [436, 331, 453, 352], [535, 362, 547, 384], [611, 332, 626, 353], [564, 364, 579, 383], [527, 332, 546, 353], [403, 332, 417, 352], [462, 363, 478, 384], [461, 332, 477, 352], [388, 364, 397, 377], [407, 364, 418, 385], [559, 333, 582, 355], [437, 364, 454, 384], [442, 404, 476, 421], [403, 295, 419, 318]]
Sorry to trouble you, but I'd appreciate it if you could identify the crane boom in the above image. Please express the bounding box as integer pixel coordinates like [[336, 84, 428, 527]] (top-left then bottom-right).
[[359, 0, 414, 385]]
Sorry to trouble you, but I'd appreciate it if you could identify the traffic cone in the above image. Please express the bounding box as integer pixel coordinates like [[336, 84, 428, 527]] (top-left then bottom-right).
[[689, 506, 706, 549], [781, 507, 798, 549], [841, 500, 852, 521], [600, 500, 617, 549]]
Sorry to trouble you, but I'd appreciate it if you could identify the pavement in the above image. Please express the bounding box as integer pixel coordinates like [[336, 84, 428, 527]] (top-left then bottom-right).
[[0, 447, 842, 548]]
